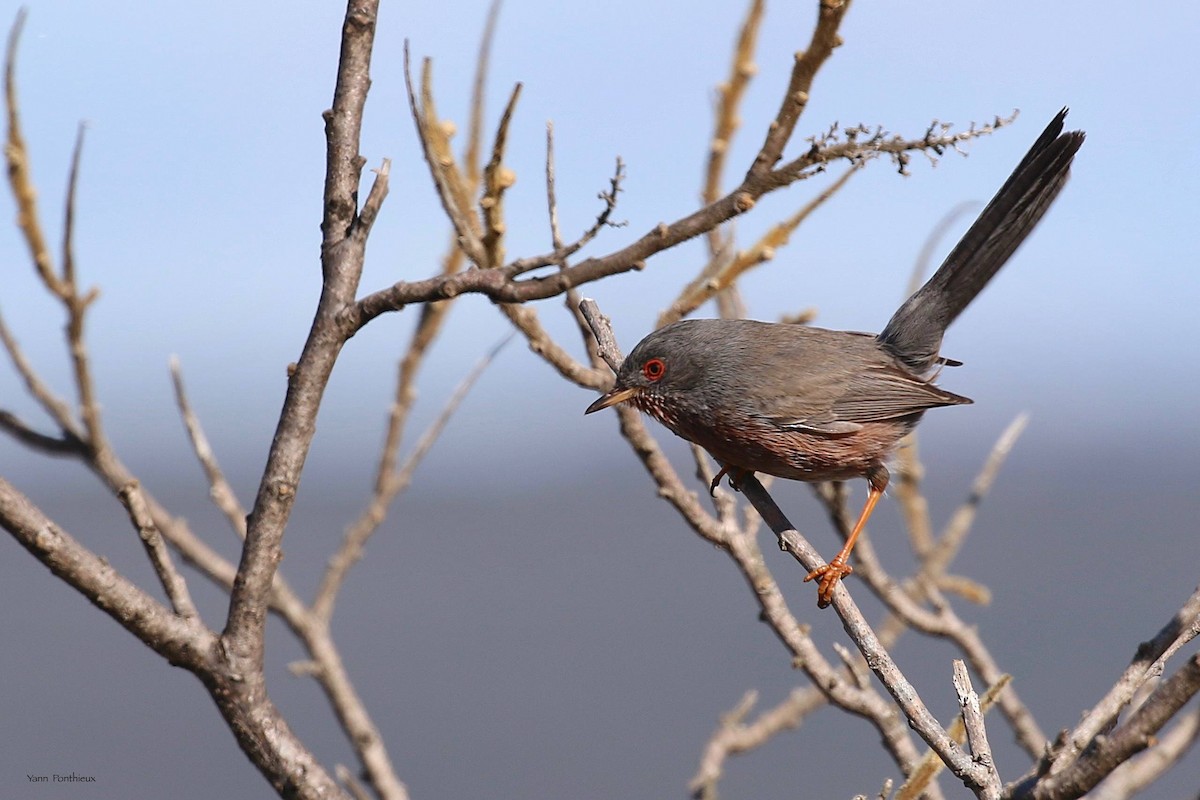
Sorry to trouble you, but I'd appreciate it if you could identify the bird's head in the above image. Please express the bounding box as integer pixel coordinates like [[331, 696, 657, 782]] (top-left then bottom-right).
[[584, 321, 716, 421]]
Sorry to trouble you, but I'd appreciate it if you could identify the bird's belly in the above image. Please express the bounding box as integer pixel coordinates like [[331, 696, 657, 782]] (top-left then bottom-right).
[[669, 414, 914, 483]]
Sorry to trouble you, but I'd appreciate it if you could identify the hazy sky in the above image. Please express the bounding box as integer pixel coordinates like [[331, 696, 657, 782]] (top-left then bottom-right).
[[1, 2, 1197, 798]]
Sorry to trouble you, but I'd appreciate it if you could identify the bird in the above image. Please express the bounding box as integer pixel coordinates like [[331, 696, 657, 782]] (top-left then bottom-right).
[[585, 108, 1085, 608]]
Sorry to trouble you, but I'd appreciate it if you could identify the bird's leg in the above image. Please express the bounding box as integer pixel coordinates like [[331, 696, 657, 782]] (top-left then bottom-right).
[[709, 464, 748, 496], [805, 465, 889, 608]]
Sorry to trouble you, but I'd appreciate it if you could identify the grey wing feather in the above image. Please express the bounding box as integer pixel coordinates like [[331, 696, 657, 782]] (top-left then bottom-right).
[[830, 365, 971, 423]]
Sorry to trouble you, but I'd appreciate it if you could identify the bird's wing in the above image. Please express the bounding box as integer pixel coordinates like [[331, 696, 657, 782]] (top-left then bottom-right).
[[736, 326, 970, 432], [829, 364, 971, 423], [762, 363, 969, 433]]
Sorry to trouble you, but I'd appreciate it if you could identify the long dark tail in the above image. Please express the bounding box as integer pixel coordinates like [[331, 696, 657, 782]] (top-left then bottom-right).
[[877, 108, 1085, 373]]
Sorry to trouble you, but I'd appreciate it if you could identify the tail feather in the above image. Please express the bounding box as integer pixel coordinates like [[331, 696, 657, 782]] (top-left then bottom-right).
[[878, 108, 1085, 373]]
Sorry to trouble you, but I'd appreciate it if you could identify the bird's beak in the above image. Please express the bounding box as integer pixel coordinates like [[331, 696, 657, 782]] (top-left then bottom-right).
[[585, 385, 641, 414]]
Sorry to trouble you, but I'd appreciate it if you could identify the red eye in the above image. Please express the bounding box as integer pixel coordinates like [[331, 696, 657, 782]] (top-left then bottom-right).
[[642, 358, 666, 382]]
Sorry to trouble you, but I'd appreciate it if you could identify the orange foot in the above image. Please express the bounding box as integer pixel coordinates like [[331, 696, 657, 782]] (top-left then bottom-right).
[[708, 465, 748, 496], [804, 559, 853, 608]]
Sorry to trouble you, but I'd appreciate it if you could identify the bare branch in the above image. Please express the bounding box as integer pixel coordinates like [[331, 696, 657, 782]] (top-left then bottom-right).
[[905, 201, 982, 297], [464, 0, 504, 188], [660, 164, 859, 327], [4, 9, 64, 298], [926, 414, 1028, 582], [0, 485, 358, 799], [544, 123, 606, 367], [746, 0, 851, 180], [402, 44, 487, 265], [117, 480, 200, 620], [227, 0, 380, 665], [501, 302, 609, 388], [1088, 707, 1200, 800], [545, 122, 565, 251], [829, 416, 1048, 756], [1039, 586, 1200, 781], [170, 356, 249, 537], [689, 687, 824, 798], [897, 675, 1011, 800], [337, 764, 374, 800], [61, 122, 86, 290], [1019, 654, 1200, 800], [0, 476, 214, 669], [350, 121, 999, 323], [954, 660, 1001, 800], [0, 409, 84, 455], [0, 311, 82, 439], [737, 475, 993, 792], [577, 298, 623, 372], [893, 433, 935, 557], [480, 83, 522, 268], [357, 158, 391, 234], [704, 0, 764, 210], [509, 156, 627, 276], [314, 336, 510, 622]]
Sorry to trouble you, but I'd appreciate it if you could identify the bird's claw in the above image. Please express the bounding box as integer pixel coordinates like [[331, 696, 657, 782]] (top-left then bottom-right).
[[804, 560, 853, 608], [709, 466, 746, 496]]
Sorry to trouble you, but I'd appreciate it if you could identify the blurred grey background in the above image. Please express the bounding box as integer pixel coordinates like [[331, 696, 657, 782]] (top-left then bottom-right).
[[1, 1, 1198, 798]]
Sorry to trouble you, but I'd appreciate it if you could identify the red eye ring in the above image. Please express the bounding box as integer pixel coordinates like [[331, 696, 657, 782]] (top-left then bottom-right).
[[642, 358, 666, 382]]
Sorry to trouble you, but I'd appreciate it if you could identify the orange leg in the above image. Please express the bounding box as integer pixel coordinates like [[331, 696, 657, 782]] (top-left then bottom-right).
[[805, 468, 888, 608], [709, 464, 748, 496]]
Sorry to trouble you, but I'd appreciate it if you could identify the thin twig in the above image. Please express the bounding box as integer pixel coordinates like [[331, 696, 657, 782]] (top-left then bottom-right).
[[0, 313, 82, 439], [953, 660, 1001, 799], [0, 476, 216, 669], [746, 0, 851, 180], [1087, 707, 1200, 800], [508, 156, 626, 276], [703, 0, 765, 210], [545, 122, 604, 367], [350, 122, 1000, 322], [925, 414, 1028, 583], [1046, 586, 1200, 778], [689, 686, 824, 798], [402, 44, 486, 265], [170, 356, 249, 538], [578, 299, 622, 372], [464, 0, 503, 189], [897, 675, 1011, 800], [700, 0, 765, 320], [660, 164, 859, 327], [314, 337, 511, 622], [336, 765, 373, 800], [480, 82, 522, 268], [0, 410, 84, 455], [545, 122, 565, 251], [62, 122, 87, 291], [4, 9, 64, 298], [117, 480, 199, 620], [1020, 654, 1200, 800], [501, 303, 609, 388]]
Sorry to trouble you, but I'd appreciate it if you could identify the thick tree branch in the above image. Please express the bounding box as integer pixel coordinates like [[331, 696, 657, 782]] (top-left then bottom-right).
[[746, 0, 850, 179], [349, 120, 1001, 325], [0, 476, 213, 669], [225, 0, 380, 659], [1016, 654, 1200, 800]]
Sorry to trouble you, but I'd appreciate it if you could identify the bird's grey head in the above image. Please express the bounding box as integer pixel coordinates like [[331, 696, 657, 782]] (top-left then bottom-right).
[[584, 320, 724, 418]]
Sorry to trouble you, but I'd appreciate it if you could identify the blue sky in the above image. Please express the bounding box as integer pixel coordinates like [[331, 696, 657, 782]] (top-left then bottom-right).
[[4, 1, 1198, 475], [2, 2, 1198, 798]]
